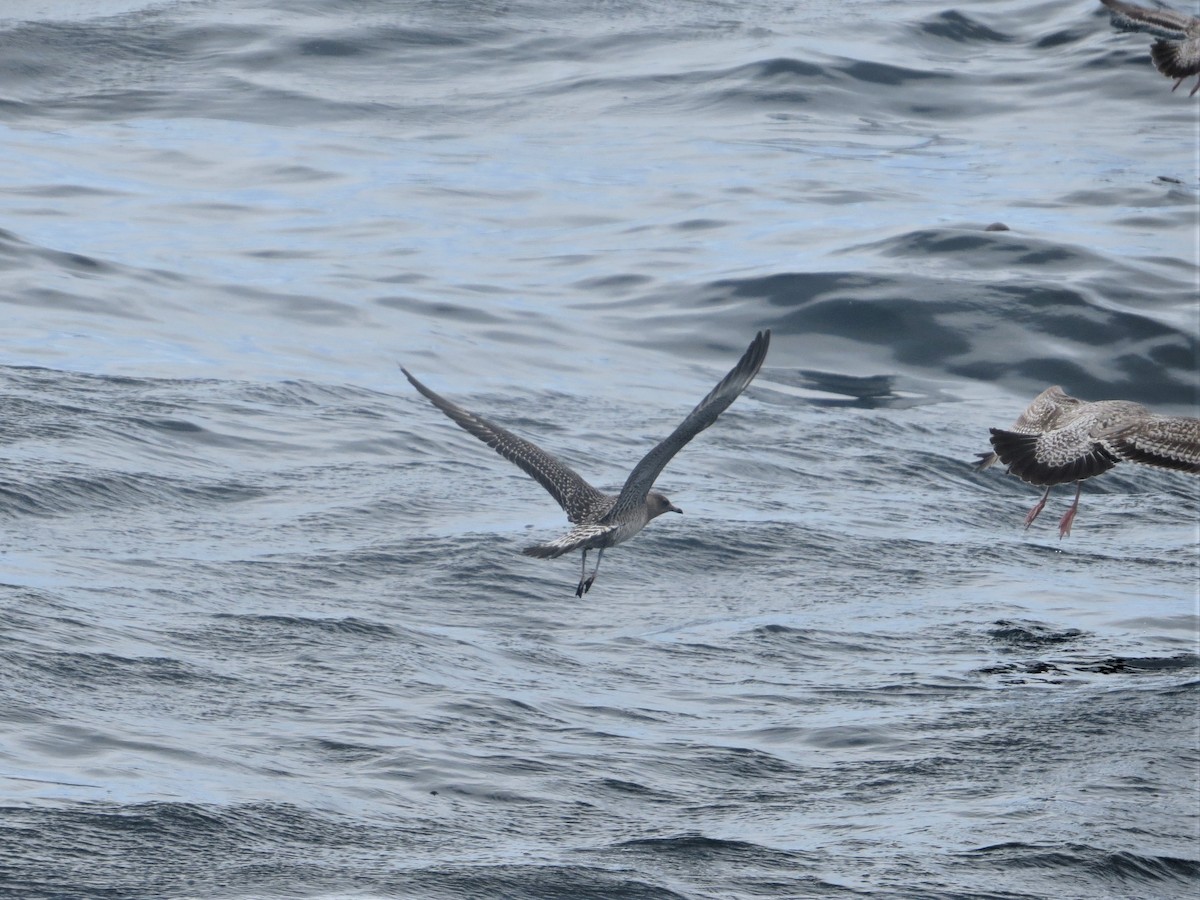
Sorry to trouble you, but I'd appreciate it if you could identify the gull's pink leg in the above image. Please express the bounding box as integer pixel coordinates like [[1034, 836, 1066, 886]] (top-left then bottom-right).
[[1023, 486, 1052, 529], [1057, 483, 1082, 539]]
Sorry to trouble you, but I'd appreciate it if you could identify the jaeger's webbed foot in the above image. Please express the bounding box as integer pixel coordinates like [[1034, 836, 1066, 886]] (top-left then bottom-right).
[[575, 579, 587, 598]]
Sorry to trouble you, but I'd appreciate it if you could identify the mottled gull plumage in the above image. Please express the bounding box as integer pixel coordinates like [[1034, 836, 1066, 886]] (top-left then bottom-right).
[[402, 331, 770, 595], [976, 385, 1200, 537], [1100, 0, 1200, 96]]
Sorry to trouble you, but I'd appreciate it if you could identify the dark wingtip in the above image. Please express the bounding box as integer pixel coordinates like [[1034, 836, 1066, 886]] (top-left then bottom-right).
[[989, 427, 1119, 486], [1150, 38, 1198, 80], [745, 329, 771, 375], [1109, 436, 1200, 474]]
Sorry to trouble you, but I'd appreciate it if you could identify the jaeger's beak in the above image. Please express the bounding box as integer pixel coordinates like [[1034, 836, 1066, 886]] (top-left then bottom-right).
[[670, 504, 683, 514]]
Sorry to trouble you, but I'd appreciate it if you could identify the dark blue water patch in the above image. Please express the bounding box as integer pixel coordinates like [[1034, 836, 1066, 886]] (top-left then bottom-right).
[[545, 56, 838, 113], [987, 620, 1087, 650], [0, 13, 399, 125], [1075, 654, 1200, 676], [128, 416, 204, 434], [602, 49, 997, 119], [978, 652, 1200, 685], [838, 58, 954, 88], [958, 842, 1200, 895], [597, 835, 858, 899], [0, 229, 182, 293], [190, 613, 427, 659], [573, 273, 657, 293], [229, 379, 393, 409], [708, 271, 972, 360], [856, 227, 1098, 270], [291, 23, 491, 58], [614, 832, 808, 866], [403, 865, 693, 900], [210, 612, 399, 640], [1034, 24, 1095, 50], [912, 10, 1014, 44], [589, 776, 681, 805], [976, 659, 1074, 684], [376, 294, 508, 325], [766, 369, 954, 408], [10, 647, 231, 692], [747, 57, 827, 81], [558, 699, 672, 729], [0, 230, 116, 275], [437, 696, 564, 733], [0, 19, 173, 89], [303, 736, 386, 765], [168, 21, 274, 62], [799, 724, 910, 752], [743, 624, 889, 667], [683, 266, 1197, 405], [0, 800, 410, 900], [659, 744, 803, 784], [0, 469, 265, 518]]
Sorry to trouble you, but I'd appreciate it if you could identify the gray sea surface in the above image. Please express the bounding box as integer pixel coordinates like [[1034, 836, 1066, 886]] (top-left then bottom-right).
[[1, 0, 1198, 898]]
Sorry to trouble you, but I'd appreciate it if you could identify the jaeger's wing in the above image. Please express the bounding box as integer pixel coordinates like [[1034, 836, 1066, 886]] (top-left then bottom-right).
[[608, 331, 770, 519], [402, 368, 607, 523]]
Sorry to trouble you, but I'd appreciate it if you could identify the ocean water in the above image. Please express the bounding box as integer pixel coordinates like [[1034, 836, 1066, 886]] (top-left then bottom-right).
[[1, 0, 1198, 898]]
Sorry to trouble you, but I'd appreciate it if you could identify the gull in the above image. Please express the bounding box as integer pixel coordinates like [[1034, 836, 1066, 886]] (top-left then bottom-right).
[[402, 331, 770, 595], [1100, 0, 1200, 96], [976, 385, 1200, 537]]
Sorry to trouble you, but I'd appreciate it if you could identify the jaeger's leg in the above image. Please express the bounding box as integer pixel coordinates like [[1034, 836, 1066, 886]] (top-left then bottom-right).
[[580, 547, 604, 596], [575, 549, 590, 598], [1023, 485, 1053, 529], [1057, 483, 1082, 539]]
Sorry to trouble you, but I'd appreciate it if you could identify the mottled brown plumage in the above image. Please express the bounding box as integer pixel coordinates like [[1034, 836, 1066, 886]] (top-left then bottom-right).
[[977, 386, 1200, 537]]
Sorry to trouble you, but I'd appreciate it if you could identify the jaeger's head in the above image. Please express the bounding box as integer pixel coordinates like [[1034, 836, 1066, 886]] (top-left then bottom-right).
[[647, 491, 683, 519]]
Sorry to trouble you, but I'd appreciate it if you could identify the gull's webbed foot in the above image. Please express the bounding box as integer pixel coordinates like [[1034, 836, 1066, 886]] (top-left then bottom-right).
[[1023, 486, 1051, 530]]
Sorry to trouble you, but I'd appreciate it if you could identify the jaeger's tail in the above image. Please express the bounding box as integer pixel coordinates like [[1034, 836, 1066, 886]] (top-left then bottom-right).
[[522, 523, 617, 559]]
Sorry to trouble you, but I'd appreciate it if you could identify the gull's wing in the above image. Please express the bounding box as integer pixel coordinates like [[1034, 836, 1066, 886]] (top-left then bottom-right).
[[1151, 36, 1200, 81], [986, 396, 1159, 485], [1010, 386, 1080, 432], [988, 424, 1122, 486], [1102, 414, 1200, 473], [608, 330, 770, 519], [1100, 0, 1198, 39], [974, 386, 1079, 471], [401, 367, 607, 523]]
